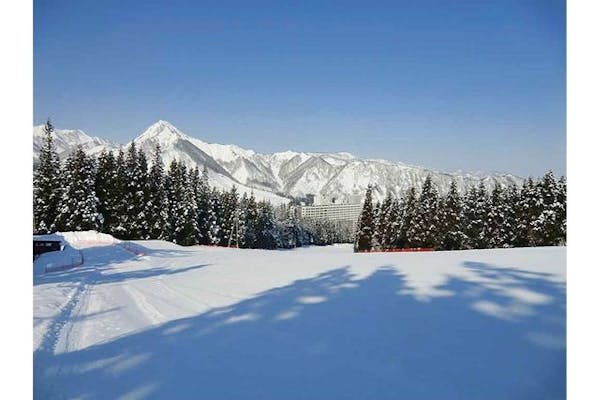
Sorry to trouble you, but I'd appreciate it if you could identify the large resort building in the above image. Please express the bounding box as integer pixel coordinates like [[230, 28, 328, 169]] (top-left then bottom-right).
[[294, 195, 363, 223]]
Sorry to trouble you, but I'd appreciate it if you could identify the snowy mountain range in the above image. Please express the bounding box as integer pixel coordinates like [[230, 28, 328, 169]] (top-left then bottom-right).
[[33, 120, 524, 204]]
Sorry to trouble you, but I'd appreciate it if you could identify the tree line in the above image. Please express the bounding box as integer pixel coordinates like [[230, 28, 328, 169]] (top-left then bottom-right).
[[354, 172, 566, 252], [33, 120, 346, 249]]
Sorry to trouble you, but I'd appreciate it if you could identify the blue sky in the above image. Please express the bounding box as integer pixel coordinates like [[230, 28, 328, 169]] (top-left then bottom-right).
[[34, 0, 565, 177]]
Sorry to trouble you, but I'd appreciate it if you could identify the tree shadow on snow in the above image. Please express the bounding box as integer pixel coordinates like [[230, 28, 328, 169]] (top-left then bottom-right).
[[34, 262, 565, 400]]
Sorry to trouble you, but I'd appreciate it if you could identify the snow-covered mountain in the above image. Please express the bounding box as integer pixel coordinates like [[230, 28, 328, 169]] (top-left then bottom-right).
[[33, 120, 524, 204], [33, 125, 118, 162]]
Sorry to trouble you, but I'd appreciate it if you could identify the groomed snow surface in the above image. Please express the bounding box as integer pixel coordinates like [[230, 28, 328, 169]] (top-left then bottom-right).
[[34, 233, 565, 400]]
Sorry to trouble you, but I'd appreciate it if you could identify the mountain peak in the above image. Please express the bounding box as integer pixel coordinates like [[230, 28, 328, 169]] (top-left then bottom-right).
[[135, 120, 188, 145]]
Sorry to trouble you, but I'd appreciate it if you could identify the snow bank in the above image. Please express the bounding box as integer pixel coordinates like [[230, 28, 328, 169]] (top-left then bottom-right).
[[58, 231, 119, 249], [34, 231, 119, 274], [33, 244, 82, 274]]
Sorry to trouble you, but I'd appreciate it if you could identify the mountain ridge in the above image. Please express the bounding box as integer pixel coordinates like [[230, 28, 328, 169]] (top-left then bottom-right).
[[33, 120, 525, 204]]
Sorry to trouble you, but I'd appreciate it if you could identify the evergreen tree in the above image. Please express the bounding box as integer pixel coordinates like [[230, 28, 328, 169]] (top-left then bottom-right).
[[439, 180, 466, 250], [222, 186, 240, 247], [487, 183, 510, 248], [196, 165, 215, 245], [209, 187, 223, 245], [531, 171, 562, 246], [515, 178, 542, 247], [377, 194, 394, 250], [407, 176, 440, 248], [502, 184, 520, 247], [166, 160, 198, 245], [55, 146, 99, 231], [398, 187, 417, 248], [556, 175, 567, 245], [354, 185, 375, 252], [110, 148, 128, 238], [147, 145, 170, 239], [255, 201, 278, 249], [240, 191, 258, 248], [120, 143, 149, 239], [372, 201, 383, 250], [383, 198, 402, 249], [463, 182, 490, 249], [33, 119, 63, 233], [95, 150, 119, 233]]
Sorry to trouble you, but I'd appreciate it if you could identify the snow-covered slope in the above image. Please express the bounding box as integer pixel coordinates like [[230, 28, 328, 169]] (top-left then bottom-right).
[[34, 238, 565, 399], [33, 120, 524, 203]]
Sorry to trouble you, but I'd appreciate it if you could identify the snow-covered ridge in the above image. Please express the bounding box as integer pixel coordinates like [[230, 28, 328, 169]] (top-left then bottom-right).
[[33, 120, 525, 203]]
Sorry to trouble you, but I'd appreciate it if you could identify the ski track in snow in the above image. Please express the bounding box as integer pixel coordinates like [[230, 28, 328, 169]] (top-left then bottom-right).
[[34, 239, 566, 400]]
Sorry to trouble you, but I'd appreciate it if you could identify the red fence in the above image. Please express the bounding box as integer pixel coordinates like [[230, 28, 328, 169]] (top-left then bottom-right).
[[357, 248, 435, 253]]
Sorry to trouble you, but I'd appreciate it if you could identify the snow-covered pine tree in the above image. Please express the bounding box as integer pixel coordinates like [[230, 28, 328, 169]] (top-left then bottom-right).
[[372, 200, 383, 250], [165, 160, 198, 245], [515, 177, 541, 247], [275, 204, 297, 249], [383, 197, 402, 249], [255, 201, 278, 249], [209, 187, 224, 245], [221, 186, 240, 247], [110, 148, 128, 238], [398, 187, 417, 248], [407, 175, 440, 248], [55, 146, 100, 232], [95, 150, 119, 233], [377, 193, 394, 250], [188, 166, 202, 243], [33, 119, 63, 234], [120, 142, 149, 239], [487, 183, 510, 248], [146, 145, 170, 240], [462, 182, 490, 249], [531, 171, 562, 246], [354, 184, 375, 252], [439, 180, 466, 250], [502, 184, 520, 247], [195, 165, 214, 245], [242, 191, 259, 248], [557, 175, 567, 245]]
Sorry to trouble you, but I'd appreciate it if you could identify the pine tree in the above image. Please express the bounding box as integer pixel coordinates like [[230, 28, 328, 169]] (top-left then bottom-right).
[[372, 201, 383, 250], [110, 148, 128, 238], [383, 198, 402, 249], [487, 183, 510, 248], [502, 184, 520, 247], [531, 171, 562, 246], [120, 142, 149, 239], [556, 175, 567, 245], [377, 194, 394, 250], [33, 119, 63, 233], [515, 178, 542, 247], [222, 186, 240, 247], [195, 165, 215, 245], [55, 146, 99, 231], [439, 180, 466, 250], [407, 175, 440, 248], [95, 150, 119, 233], [398, 187, 417, 248], [354, 185, 375, 252], [255, 201, 278, 249], [239, 191, 256, 248], [165, 160, 198, 245], [147, 145, 170, 239], [209, 187, 223, 245]]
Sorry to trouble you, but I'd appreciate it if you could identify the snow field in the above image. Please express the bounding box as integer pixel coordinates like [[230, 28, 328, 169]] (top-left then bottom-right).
[[34, 237, 565, 399]]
